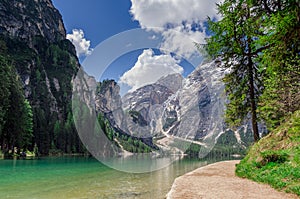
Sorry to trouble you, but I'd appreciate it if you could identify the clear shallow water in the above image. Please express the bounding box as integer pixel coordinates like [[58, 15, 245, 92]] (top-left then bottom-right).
[[0, 156, 227, 199]]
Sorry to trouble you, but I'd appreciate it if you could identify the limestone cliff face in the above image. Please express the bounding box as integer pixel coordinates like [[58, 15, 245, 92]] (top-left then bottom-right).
[[0, 0, 66, 45], [93, 80, 129, 136], [95, 80, 122, 114]]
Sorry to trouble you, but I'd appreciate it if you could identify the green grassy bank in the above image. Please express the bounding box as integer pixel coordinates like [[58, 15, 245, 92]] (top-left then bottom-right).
[[236, 111, 300, 196]]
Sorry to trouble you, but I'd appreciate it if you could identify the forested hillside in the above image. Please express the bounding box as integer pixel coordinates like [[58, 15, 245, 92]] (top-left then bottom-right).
[[0, 0, 83, 156]]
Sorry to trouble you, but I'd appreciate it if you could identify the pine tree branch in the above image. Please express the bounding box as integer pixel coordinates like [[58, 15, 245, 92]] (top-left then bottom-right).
[[249, 44, 272, 56]]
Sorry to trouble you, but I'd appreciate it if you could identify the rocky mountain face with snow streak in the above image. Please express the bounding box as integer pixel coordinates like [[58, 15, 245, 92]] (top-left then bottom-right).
[[95, 60, 252, 153], [95, 61, 255, 155], [118, 61, 221, 141]]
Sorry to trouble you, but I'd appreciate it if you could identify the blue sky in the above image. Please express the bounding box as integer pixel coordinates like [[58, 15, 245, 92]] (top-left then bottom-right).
[[52, 0, 223, 93], [52, 0, 139, 48]]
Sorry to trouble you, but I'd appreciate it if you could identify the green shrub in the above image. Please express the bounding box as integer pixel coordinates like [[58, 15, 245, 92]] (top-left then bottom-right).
[[260, 150, 289, 166]]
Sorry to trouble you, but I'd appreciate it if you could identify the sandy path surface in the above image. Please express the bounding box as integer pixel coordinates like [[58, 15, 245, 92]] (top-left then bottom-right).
[[167, 160, 299, 199]]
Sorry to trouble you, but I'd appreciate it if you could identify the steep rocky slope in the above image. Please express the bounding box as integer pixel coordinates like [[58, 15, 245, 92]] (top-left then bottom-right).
[[0, 0, 66, 44]]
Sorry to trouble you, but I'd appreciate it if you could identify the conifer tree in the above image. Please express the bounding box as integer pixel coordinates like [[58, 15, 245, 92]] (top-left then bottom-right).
[[206, 0, 300, 140], [206, 0, 268, 141]]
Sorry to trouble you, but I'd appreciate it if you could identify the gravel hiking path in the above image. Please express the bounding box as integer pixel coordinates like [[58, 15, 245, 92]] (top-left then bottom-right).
[[167, 160, 299, 199]]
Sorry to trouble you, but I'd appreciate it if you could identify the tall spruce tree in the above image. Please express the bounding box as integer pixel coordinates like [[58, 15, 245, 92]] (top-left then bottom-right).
[[206, 0, 300, 140], [206, 0, 269, 141], [0, 55, 11, 141]]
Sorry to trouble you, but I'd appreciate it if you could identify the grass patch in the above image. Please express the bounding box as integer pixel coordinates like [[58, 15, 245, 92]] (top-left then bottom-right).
[[236, 111, 300, 196]]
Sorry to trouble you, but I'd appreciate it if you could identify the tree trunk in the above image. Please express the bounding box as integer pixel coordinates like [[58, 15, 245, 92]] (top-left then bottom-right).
[[248, 57, 260, 142]]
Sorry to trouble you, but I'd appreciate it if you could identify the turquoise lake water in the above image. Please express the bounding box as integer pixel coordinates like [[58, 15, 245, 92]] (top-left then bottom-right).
[[0, 156, 229, 199]]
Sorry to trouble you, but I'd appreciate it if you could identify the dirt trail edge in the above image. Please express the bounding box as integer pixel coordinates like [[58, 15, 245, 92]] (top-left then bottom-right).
[[166, 160, 299, 199]]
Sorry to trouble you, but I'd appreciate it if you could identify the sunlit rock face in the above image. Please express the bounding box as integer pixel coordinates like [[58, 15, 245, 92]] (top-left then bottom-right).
[[95, 61, 224, 141], [155, 60, 227, 141]]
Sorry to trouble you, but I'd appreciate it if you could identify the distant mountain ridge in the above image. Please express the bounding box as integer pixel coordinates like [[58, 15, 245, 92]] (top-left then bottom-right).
[[94, 60, 253, 155]]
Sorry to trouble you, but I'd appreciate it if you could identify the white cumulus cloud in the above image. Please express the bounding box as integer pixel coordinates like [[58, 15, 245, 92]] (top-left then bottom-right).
[[67, 29, 93, 57], [130, 0, 223, 58], [130, 0, 221, 29], [160, 25, 206, 59], [119, 49, 184, 92]]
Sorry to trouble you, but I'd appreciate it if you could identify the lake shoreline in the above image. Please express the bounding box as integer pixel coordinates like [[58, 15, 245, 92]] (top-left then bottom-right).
[[166, 160, 299, 199], [0, 156, 213, 198]]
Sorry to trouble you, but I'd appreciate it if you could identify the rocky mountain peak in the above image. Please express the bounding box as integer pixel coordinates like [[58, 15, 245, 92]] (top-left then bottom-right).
[[0, 0, 66, 44], [156, 73, 183, 93]]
